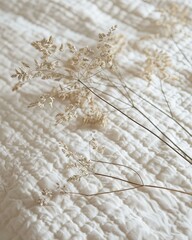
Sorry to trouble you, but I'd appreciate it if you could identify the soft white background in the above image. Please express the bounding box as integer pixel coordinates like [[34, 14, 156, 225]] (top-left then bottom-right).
[[0, 0, 192, 239]]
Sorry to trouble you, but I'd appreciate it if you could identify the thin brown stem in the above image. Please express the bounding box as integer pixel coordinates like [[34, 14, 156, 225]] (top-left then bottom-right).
[[94, 172, 141, 186], [92, 159, 144, 185], [125, 85, 192, 138], [93, 79, 192, 138], [67, 184, 192, 197], [114, 67, 192, 162], [159, 78, 173, 116], [90, 82, 192, 138], [171, 35, 192, 69], [133, 105, 192, 162], [93, 172, 192, 196], [67, 185, 142, 197], [78, 79, 192, 165]]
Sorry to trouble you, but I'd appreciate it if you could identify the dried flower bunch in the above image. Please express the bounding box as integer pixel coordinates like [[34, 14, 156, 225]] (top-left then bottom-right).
[[37, 139, 100, 205], [62, 143, 94, 182], [37, 183, 67, 206], [12, 26, 192, 163], [36, 139, 192, 206], [12, 25, 126, 127], [12, 24, 192, 206], [143, 49, 172, 81]]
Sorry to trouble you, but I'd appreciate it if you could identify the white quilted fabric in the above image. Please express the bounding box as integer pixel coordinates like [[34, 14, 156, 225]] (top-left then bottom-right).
[[0, 0, 192, 239]]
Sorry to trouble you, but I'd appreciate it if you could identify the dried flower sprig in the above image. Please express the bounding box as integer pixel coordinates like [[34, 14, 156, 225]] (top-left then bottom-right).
[[37, 140, 192, 206], [78, 68, 192, 165], [37, 183, 67, 206], [122, 83, 192, 138], [156, 2, 191, 37], [140, 1, 192, 71], [141, 46, 192, 138], [38, 182, 192, 206], [143, 49, 172, 81], [135, 2, 192, 140], [9, 8, 192, 236], [12, 25, 125, 127], [12, 26, 192, 166], [61, 143, 94, 182]]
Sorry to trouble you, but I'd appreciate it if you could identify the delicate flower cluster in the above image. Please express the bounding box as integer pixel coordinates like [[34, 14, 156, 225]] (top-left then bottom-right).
[[37, 183, 66, 206], [37, 140, 100, 206], [156, 2, 190, 36], [89, 137, 105, 153], [10, 6, 192, 210], [83, 105, 108, 127], [61, 144, 94, 182], [143, 49, 172, 81], [12, 26, 125, 127]]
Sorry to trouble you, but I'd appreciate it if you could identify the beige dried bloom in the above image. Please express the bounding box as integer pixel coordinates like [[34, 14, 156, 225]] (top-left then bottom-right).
[[143, 49, 172, 81], [83, 108, 108, 127], [89, 138, 105, 153], [55, 106, 77, 124], [37, 183, 67, 206], [12, 26, 124, 127], [36, 140, 101, 205], [156, 2, 191, 36], [59, 142, 94, 182], [31, 36, 57, 58], [37, 188, 53, 206], [11, 36, 65, 91], [67, 154, 94, 182], [41, 188, 53, 198], [28, 93, 55, 108], [37, 197, 48, 206], [11, 67, 30, 91], [60, 144, 74, 158]]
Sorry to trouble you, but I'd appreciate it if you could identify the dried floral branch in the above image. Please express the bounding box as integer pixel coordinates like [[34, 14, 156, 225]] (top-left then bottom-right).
[[96, 72, 192, 138], [90, 61, 192, 161], [37, 142, 192, 206], [143, 49, 172, 82], [170, 34, 192, 69], [78, 78, 192, 165], [12, 26, 127, 127], [156, 2, 191, 37], [11, 26, 192, 207], [136, 3, 192, 138], [91, 159, 144, 185], [124, 85, 192, 138], [12, 26, 192, 165], [91, 82, 192, 138]]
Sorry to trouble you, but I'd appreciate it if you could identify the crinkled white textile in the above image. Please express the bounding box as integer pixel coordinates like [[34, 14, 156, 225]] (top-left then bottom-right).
[[0, 0, 192, 240]]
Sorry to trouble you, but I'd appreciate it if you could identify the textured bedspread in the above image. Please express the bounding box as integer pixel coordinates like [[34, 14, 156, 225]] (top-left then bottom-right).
[[0, 0, 192, 239]]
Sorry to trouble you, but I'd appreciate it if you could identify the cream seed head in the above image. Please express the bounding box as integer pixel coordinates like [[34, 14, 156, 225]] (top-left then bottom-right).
[[12, 26, 126, 127]]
